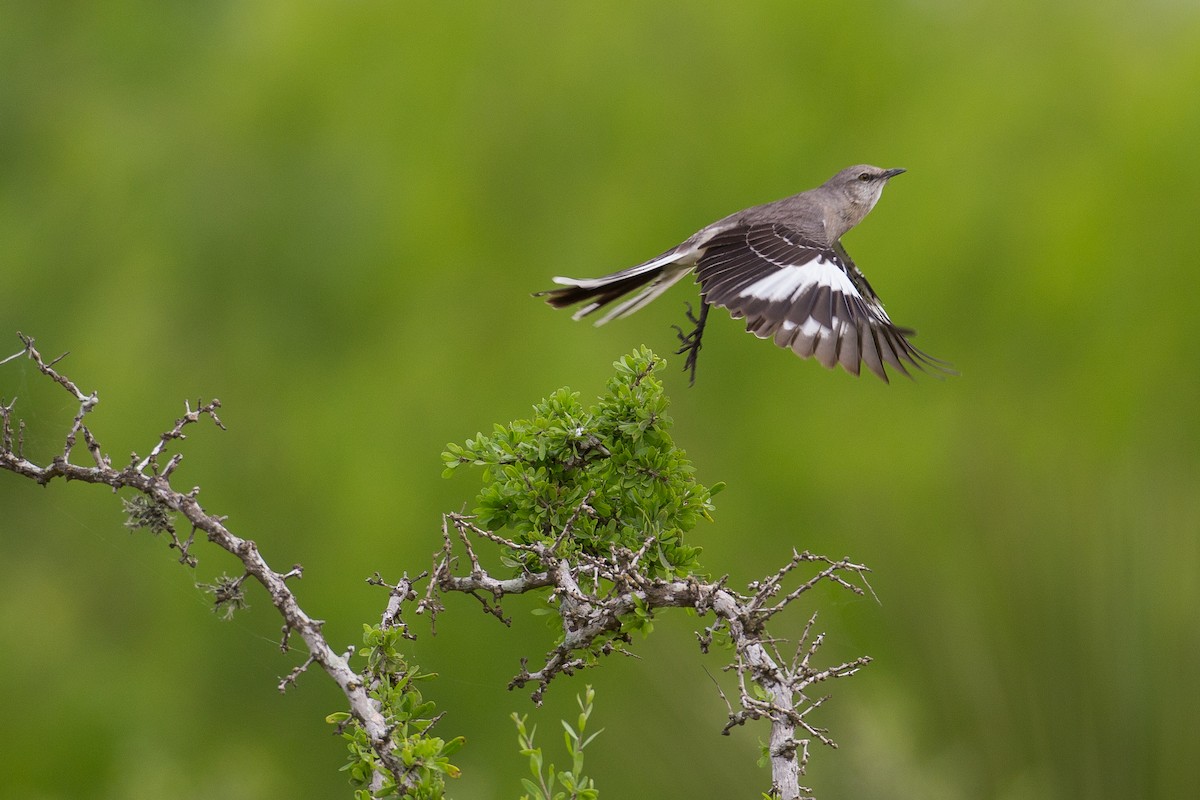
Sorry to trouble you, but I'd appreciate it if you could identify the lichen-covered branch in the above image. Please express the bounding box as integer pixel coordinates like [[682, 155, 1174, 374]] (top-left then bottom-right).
[[0, 333, 442, 795], [422, 510, 870, 799], [4, 336, 872, 800]]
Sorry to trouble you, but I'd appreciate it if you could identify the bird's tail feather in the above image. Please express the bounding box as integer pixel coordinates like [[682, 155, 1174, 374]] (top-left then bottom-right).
[[535, 248, 690, 325], [592, 268, 691, 324]]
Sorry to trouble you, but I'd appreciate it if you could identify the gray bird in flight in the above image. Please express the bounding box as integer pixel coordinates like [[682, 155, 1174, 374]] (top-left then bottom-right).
[[537, 165, 951, 383]]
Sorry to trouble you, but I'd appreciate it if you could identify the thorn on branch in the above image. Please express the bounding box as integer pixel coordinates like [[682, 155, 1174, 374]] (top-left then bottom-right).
[[0, 345, 27, 367], [171, 524, 199, 568], [136, 398, 227, 474], [465, 589, 512, 626], [160, 453, 184, 479], [81, 425, 104, 468], [12, 333, 95, 404], [278, 654, 316, 693]]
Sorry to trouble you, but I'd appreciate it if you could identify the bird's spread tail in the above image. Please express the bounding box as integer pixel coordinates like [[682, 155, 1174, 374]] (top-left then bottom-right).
[[535, 248, 691, 325]]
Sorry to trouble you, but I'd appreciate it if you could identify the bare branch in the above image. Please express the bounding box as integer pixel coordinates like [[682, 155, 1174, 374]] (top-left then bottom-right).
[[425, 497, 872, 800], [4, 334, 871, 799], [367, 570, 428, 638], [0, 334, 423, 792]]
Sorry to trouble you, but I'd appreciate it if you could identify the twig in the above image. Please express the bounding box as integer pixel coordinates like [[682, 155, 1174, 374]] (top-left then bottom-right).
[[424, 497, 872, 800], [0, 333, 420, 792]]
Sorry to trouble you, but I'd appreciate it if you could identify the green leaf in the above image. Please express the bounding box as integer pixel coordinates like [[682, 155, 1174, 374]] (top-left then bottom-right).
[[580, 729, 604, 749], [445, 349, 718, 580]]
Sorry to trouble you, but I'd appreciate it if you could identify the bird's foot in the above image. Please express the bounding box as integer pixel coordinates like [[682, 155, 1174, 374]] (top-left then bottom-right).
[[671, 301, 710, 386]]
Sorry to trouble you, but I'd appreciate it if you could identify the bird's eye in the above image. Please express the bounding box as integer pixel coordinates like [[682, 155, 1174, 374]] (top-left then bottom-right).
[[858, 172, 871, 182]]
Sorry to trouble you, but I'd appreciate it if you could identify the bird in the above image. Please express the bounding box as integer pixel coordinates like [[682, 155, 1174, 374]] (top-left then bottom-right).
[[535, 165, 951, 384]]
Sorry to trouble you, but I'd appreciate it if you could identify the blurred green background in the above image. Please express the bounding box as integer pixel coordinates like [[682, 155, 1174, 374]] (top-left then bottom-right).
[[2, 1, 1198, 798]]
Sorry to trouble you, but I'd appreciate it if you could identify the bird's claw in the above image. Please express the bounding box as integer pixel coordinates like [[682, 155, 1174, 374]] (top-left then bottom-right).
[[672, 301, 710, 386]]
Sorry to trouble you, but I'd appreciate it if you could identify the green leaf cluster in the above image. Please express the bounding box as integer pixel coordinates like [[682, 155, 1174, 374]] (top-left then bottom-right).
[[442, 348, 713, 579], [327, 624, 464, 799], [513, 685, 602, 800]]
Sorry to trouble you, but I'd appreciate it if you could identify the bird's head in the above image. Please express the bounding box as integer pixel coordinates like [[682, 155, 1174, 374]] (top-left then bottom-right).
[[827, 164, 906, 217]]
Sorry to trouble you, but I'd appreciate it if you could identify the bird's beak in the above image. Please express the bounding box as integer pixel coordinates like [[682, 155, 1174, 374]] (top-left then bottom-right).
[[882, 168, 907, 180]]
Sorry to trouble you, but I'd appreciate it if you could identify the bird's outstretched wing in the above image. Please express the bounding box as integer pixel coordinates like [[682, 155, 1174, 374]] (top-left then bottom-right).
[[695, 223, 951, 381]]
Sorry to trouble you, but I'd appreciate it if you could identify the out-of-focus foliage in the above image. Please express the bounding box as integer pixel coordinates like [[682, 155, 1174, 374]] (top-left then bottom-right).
[[2, 2, 1199, 799]]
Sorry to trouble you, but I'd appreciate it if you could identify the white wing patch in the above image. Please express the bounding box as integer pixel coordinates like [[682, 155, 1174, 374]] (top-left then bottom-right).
[[736, 256, 858, 304], [780, 317, 837, 336], [689, 223, 950, 381]]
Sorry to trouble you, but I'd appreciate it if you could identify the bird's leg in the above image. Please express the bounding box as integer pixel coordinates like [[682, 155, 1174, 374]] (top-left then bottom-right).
[[671, 300, 710, 386]]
